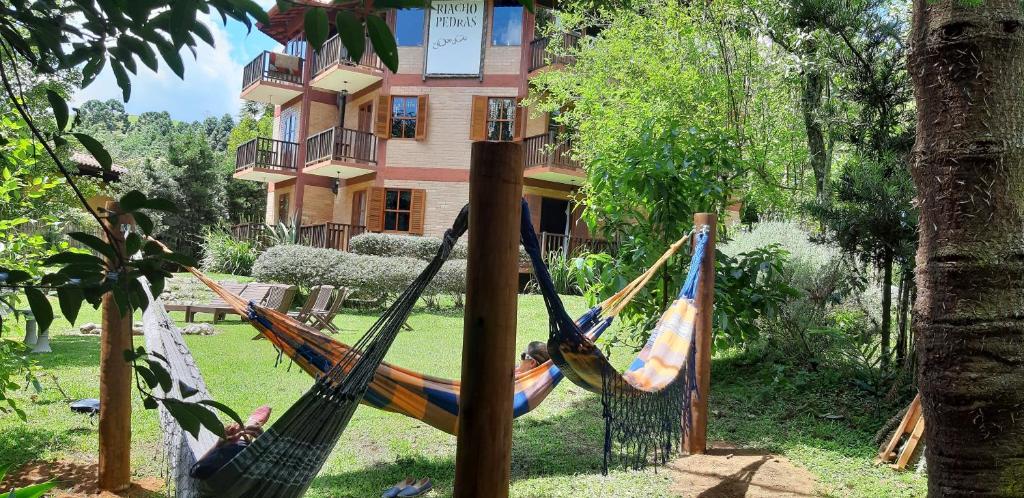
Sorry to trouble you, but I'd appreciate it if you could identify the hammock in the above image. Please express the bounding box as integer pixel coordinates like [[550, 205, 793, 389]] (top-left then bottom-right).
[[185, 202, 619, 435], [523, 214, 710, 473]]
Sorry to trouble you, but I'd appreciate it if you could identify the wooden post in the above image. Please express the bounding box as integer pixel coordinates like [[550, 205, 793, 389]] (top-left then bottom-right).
[[684, 212, 716, 455], [454, 142, 523, 498], [98, 201, 132, 491]]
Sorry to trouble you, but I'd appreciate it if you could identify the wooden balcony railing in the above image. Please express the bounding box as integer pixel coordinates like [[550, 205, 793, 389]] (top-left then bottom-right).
[[235, 137, 299, 172], [528, 32, 580, 72], [306, 127, 378, 166], [229, 223, 269, 246], [242, 51, 304, 89], [524, 132, 581, 170], [540, 232, 612, 259], [299, 223, 367, 252], [312, 34, 384, 76]]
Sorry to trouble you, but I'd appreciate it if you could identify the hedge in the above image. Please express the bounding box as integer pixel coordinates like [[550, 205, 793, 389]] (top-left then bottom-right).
[[350, 232, 531, 265], [251, 244, 466, 300]]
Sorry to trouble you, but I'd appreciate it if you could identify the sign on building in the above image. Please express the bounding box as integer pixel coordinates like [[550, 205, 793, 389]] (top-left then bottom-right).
[[424, 0, 485, 76]]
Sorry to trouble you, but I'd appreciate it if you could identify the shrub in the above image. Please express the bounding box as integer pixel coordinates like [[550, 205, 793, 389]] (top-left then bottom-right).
[[252, 244, 467, 302], [526, 252, 583, 296], [201, 229, 259, 276], [350, 233, 469, 260]]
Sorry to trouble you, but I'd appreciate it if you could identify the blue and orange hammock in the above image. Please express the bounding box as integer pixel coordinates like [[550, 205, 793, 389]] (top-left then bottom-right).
[[174, 201, 706, 495]]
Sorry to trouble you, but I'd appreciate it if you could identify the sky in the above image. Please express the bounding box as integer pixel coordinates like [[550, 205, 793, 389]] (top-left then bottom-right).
[[72, 2, 280, 123]]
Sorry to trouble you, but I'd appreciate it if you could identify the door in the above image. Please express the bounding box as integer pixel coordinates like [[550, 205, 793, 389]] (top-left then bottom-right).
[[279, 109, 299, 167], [540, 197, 570, 257], [352, 190, 367, 227], [355, 102, 374, 161]]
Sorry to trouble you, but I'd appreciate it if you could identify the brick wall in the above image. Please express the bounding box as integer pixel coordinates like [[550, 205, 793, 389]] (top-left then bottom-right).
[[333, 179, 374, 225], [483, 46, 521, 75], [301, 184, 335, 225], [307, 101, 339, 136]]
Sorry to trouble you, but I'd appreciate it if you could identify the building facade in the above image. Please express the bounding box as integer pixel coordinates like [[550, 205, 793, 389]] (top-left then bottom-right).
[[234, 0, 589, 253]]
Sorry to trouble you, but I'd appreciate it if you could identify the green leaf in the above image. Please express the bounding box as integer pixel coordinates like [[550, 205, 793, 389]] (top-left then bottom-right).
[[11, 479, 57, 498], [136, 365, 158, 389], [147, 360, 173, 393], [120, 35, 159, 71], [66, 232, 116, 261], [81, 55, 106, 87], [46, 90, 69, 131], [518, 0, 535, 14], [304, 8, 329, 52], [192, 21, 214, 46], [24, 287, 54, 334], [133, 212, 154, 235], [143, 396, 159, 410], [1, 269, 33, 285], [366, 16, 398, 73], [119, 190, 147, 212], [110, 59, 132, 101], [111, 284, 131, 317], [335, 11, 365, 62], [163, 399, 201, 438], [198, 399, 245, 426], [178, 380, 199, 398], [143, 197, 177, 212], [72, 133, 113, 173], [190, 403, 227, 438], [57, 286, 84, 325], [43, 252, 105, 267], [125, 233, 142, 256], [156, 42, 185, 79]]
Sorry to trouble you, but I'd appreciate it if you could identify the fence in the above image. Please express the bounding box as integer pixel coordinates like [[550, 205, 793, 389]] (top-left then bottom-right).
[[539, 232, 613, 259], [311, 34, 384, 76]]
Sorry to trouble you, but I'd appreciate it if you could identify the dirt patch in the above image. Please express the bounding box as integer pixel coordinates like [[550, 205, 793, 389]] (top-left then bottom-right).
[[2, 460, 164, 497], [667, 442, 820, 497]]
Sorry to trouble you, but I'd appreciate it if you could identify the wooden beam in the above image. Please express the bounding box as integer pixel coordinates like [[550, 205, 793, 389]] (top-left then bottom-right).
[[684, 213, 716, 455], [878, 393, 922, 463], [454, 142, 524, 498], [98, 201, 132, 492], [893, 415, 926, 470]]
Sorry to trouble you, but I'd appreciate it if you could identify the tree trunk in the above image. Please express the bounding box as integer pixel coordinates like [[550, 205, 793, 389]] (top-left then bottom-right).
[[909, 0, 1024, 494], [895, 268, 911, 368], [801, 66, 830, 205], [881, 249, 893, 372]]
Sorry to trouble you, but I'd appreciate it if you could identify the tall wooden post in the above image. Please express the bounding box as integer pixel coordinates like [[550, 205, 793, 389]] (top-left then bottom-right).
[[98, 201, 133, 491], [454, 142, 523, 498], [684, 212, 716, 455]]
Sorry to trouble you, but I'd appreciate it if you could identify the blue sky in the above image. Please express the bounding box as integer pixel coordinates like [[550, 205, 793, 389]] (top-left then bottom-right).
[[72, 3, 280, 123]]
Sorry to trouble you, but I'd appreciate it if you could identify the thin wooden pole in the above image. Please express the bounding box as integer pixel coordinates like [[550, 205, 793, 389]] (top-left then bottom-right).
[[684, 212, 716, 455], [98, 201, 132, 491], [454, 142, 524, 498]]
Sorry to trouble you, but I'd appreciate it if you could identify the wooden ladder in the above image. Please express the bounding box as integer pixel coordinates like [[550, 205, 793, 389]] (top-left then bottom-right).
[[877, 393, 925, 470]]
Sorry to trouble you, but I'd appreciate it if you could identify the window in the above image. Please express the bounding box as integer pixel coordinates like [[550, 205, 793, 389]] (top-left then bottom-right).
[[285, 36, 307, 57], [396, 8, 425, 46], [487, 97, 516, 141], [390, 96, 419, 139], [277, 193, 290, 224], [384, 189, 412, 232], [491, 0, 523, 46], [280, 110, 298, 142]]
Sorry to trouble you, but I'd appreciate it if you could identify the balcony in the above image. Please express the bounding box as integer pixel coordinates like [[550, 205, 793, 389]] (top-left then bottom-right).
[[229, 222, 366, 252], [310, 35, 385, 94], [304, 127, 378, 179], [233, 137, 299, 182], [241, 51, 304, 104], [528, 33, 580, 74], [523, 133, 584, 186]]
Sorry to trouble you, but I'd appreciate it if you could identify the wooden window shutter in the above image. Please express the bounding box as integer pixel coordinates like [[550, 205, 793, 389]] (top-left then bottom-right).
[[409, 189, 427, 235], [374, 95, 391, 139], [513, 97, 526, 142], [414, 95, 429, 141], [469, 95, 489, 141], [366, 187, 385, 232]]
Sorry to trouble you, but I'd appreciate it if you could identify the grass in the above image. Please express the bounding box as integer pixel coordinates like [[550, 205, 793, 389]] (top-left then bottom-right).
[[0, 273, 926, 497]]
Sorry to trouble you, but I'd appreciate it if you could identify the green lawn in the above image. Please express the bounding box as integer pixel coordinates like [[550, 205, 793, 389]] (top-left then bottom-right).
[[0, 275, 926, 497]]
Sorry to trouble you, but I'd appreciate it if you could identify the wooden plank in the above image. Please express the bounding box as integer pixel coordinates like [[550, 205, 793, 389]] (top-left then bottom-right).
[[453, 142, 524, 498], [684, 213, 716, 455], [878, 393, 922, 463], [893, 414, 926, 470], [98, 201, 133, 492]]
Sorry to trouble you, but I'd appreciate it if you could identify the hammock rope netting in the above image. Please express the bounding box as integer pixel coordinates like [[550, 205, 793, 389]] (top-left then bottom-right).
[[141, 200, 708, 497]]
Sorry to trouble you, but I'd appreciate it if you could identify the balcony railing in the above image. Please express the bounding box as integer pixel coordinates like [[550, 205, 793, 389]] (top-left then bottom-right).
[[528, 33, 580, 72], [312, 34, 384, 77], [299, 223, 367, 252], [540, 232, 613, 259], [235, 137, 299, 172], [306, 127, 378, 166], [524, 132, 581, 170], [242, 51, 304, 89], [230, 222, 269, 246]]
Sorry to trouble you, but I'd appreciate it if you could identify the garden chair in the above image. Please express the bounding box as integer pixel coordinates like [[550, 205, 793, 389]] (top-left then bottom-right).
[[309, 287, 351, 334], [168, 281, 247, 323], [289, 285, 335, 324], [262, 284, 298, 313]]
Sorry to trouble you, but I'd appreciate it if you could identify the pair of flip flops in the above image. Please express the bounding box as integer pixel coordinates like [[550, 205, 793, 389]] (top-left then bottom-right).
[[381, 477, 433, 497]]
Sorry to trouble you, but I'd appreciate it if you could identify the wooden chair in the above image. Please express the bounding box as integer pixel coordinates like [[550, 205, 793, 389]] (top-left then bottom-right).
[[289, 285, 335, 324], [263, 284, 298, 313], [175, 281, 247, 323], [309, 287, 350, 334]]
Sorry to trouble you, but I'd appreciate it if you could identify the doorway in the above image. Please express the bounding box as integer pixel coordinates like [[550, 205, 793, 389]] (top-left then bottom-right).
[[540, 197, 570, 235], [352, 190, 367, 227]]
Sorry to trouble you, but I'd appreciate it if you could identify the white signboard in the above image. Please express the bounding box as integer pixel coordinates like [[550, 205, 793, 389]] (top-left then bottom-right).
[[424, 0, 485, 76]]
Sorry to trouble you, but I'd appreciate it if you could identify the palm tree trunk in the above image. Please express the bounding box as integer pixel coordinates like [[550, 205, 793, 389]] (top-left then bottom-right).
[[909, 0, 1024, 494]]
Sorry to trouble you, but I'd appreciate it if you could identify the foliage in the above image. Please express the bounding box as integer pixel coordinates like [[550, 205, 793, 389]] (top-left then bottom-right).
[[252, 244, 467, 303], [0, 463, 55, 497], [525, 252, 583, 296], [350, 233, 469, 261], [713, 245, 800, 349], [77, 99, 130, 133], [201, 229, 258, 276], [162, 132, 227, 258], [222, 104, 272, 222]]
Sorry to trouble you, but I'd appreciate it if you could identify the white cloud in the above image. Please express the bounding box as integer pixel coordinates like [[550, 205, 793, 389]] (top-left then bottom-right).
[[72, 15, 246, 122]]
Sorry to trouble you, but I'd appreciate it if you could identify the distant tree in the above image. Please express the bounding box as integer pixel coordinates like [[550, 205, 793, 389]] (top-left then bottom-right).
[[78, 99, 130, 133], [163, 131, 227, 257], [222, 106, 273, 222]]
